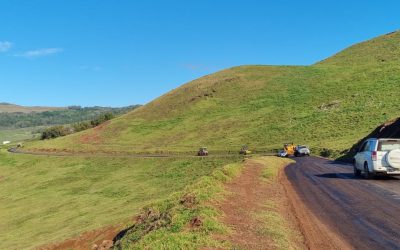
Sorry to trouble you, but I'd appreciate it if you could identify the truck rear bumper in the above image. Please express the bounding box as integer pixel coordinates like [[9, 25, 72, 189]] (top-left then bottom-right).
[[373, 170, 400, 176]]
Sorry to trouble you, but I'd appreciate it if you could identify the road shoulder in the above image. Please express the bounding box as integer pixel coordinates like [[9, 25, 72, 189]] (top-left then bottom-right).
[[214, 156, 307, 249]]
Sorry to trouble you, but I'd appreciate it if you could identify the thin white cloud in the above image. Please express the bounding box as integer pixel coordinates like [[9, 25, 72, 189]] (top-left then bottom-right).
[[79, 65, 102, 72], [15, 48, 63, 58], [0, 41, 12, 52]]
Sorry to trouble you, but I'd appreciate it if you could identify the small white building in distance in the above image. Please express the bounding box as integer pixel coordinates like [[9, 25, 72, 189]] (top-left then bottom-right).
[[2, 141, 11, 145]]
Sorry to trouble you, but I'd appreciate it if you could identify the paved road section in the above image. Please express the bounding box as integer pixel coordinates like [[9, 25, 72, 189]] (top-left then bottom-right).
[[286, 157, 400, 250]]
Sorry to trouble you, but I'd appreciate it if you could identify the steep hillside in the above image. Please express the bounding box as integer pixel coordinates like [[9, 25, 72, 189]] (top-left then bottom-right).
[[338, 116, 400, 161], [25, 31, 400, 155]]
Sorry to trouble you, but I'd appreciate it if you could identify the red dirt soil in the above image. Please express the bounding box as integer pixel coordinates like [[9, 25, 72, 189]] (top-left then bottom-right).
[[36, 224, 122, 250], [79, 121, 111, 144], [214, 158, 351, 250], [214, 159, 306, 250]]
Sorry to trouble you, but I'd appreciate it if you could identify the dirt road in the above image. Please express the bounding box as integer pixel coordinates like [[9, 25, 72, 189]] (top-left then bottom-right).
[[8, 147, 249, 159], [285, 157, 400, 250], [216, 160, 277, 249], [213, 158, 308, 249]]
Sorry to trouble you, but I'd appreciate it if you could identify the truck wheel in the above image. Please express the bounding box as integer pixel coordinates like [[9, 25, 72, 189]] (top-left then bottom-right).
[[353, 165, 361, 177], [364, 162, 373, 179]]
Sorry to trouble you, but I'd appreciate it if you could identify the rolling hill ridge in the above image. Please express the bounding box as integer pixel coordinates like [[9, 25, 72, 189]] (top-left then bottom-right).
[[0, 102, 64, 113]]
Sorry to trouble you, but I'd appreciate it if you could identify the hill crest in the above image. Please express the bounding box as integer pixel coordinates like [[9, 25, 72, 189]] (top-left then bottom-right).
[[317, 30, 400, 66]]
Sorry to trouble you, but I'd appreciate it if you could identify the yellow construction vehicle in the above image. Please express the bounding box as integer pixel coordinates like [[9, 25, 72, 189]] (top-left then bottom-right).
[[283, 143, 296, 156]]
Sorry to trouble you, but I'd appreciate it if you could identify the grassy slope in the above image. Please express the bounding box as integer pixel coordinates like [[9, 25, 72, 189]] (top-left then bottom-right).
[[0, 127, 42, 142], [0, 150, 238, 249], [116, 157, 300, 250], [27, 31, 400, 155], [115, 161, 244, 250]]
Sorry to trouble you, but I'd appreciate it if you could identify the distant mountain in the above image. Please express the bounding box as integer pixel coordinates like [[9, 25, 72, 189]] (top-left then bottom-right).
[[0, 103, 64, 113]]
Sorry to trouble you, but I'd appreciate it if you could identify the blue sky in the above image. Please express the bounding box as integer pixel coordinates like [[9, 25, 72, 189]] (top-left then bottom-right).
[[1, 1, 399, 107]]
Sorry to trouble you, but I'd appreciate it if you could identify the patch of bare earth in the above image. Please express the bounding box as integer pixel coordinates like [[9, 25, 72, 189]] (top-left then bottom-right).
[[212, 159, 306, 250], [79, 121, 111, 144], [35, 224, 122, 250]]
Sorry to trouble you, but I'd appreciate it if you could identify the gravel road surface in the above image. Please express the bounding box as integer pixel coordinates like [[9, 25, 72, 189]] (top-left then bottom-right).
[[285, 157, 400, 249]]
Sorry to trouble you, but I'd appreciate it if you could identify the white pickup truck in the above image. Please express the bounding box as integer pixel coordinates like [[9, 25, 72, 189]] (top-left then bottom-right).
[[354, 138, 400, 178]]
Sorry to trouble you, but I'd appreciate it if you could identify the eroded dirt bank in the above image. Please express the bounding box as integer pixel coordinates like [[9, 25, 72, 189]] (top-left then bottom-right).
[[36, 224, 122, 250]]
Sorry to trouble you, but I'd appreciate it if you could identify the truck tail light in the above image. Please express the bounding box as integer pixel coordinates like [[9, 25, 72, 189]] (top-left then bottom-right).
[[372, 151, 377, 161]]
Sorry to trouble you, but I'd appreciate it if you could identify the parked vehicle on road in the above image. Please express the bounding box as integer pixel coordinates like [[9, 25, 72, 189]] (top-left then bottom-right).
[[294, 145, 310, 157], [197, 147, 209, 156], [354, 138, 400, 178], [278, 150, 288, 157], [283, 143, 296, 156]]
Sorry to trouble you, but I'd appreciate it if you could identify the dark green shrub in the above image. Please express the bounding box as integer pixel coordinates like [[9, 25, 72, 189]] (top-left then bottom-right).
[[41, 112, 117, 140], [72, 121, 92, 132], [41, 126, 72, 140], [320, 148, 332, 157], [90, 112, 114, 127]]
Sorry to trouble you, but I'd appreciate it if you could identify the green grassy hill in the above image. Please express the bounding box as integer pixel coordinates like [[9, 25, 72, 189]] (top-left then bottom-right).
[[25, 31, 400, 156]]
